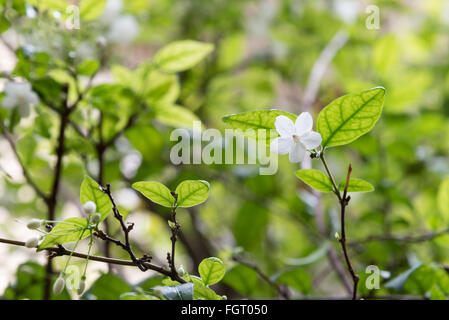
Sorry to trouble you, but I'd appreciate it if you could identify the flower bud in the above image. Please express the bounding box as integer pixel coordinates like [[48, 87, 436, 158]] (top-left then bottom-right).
[[83, 201, 96, 215], [77, 280, 86, 295], [25, 236, 40, 248], [222, 295, 227, 300], [90, 212, 101, 224], [177, 265, 185, 276], [27, 219, 43, 230], [53, 276, 65, 295]]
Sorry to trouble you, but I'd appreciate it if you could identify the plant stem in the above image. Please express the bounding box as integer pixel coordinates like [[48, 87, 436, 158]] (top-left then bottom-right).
[[319, 154, 359, 300]]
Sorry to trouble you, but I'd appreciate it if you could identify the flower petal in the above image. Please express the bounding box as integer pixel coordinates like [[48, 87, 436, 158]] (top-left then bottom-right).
[[295, 112, 313, 136], [270, 136, 293, 155], [275, 115, 295, 136], [300, 131, 322, 149], [288, 142, 306, 163]]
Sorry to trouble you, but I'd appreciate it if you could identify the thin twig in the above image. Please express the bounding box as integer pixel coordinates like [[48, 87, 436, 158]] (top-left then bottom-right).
[[0, 237, 174, 277], [232, 255, 290, 300], [349, 228, 449, 245], [337, 164, 359, 300], [168, 192, 180, 279]]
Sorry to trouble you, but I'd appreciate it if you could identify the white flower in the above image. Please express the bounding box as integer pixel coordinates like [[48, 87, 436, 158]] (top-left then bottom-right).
[[27, 219, 44, 230], [270, 112, 322, 163], [107, 15, 139, 44], [2, 82, 39, 117], [25, 236, 40, 248], [83, 201, 96, 214]]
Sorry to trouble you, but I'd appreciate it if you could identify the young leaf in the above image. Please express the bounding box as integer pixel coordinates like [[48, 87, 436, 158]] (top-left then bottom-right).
[[198, 257, 226, 286], [193, 283, 223, 300], [77, 59, 100, 76], [317, 87, 385, 148], [222, 110, 297, 145], [153, 40, 214, 73], [80, 0, 107, 21], [338, 178, 375, 192], [38, 218, 89, 250], [80, 176, 112, 221], [295, 169, 333, 192], [175, 180, 210, 208], [132, 181, 175, 208]]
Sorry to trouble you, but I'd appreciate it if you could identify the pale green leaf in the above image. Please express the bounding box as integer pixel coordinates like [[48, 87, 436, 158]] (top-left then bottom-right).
[[80, 176, 112, 221], [317, 87, 385, 148], [175, 180, 210, 208], [38, 218, 89, 250], [153, 104, 201, 128], [295, 169, 333, 192], [198, 257, 226, 286], [338, 178, 375, 193], [154, 283, 193, 300], [80, 0, 107, 21], [193, 283, 223, 300], [132, 181, 175, 208], [222, 110, 297, 145], [154, 40, 214, 73]]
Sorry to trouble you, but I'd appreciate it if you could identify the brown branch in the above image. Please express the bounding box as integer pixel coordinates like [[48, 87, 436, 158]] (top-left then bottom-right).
[[168, 192, 180, 279], [337, 164, 359, 300], [0, 237, 174, 278]]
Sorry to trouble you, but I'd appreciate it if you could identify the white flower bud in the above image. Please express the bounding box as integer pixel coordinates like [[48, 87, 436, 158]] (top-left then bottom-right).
[[27, 219, 43, 230], [83, 201, 96, 214], [53, 276, 65, 295], [221, 295, 227, 300], [177, 265, 185, 276], [90, 212, 101, 224], [25, 236, 40, 248], [77, 280, 86, 295]]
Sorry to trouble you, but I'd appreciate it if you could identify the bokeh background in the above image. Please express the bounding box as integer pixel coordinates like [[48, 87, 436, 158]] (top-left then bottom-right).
[[1, 0, 449, 299]]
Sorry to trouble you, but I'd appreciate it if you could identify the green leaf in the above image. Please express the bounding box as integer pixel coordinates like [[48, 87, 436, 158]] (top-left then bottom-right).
[[295, 169, 333, 192], [193, 283, 223, 300], [317, 87, 385, 148], [0, 16, 11, 34], [83, 273, 131, 300], [153, 104, 201, 128], [132, 181, 175, 208], [77, 59, 99, 76], [175, 180, 210, 208], [80, 176, 112, 221], [155, 283, 194, 300], [198, 257, 226, 286], [80, 0, 107, 21], [286, 243, 330, 266], [272, 267, 311, 294], [38, 218, 89, 250], [153, 40, 214, 73], [437, 177, 449, 223], [222, 110, 297, 145], [338, 178, 375, 193], [384, 264, 422, 292], [223, 264, 258, 296]]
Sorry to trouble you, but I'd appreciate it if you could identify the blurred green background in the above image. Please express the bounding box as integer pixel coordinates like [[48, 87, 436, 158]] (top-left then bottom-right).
[[1, 0, 449, 300]]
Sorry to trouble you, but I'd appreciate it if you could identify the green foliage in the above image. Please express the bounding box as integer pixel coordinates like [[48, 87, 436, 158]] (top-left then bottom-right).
[[155, 283, 194, 300], [38, 218, 89, 250], [153, 40, 214, 73], [222, 110, 297, 144], [317, 87, 385, 148], [198, 257, 226, 286], [83, 273, 131, 300], [80, 176, 112, 221], [295, 169, 333, 192], [175, 180, 210, 208], [132, 181, 175, 208], [338, 179, 375, 193], [80, 0, 107, 21]]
